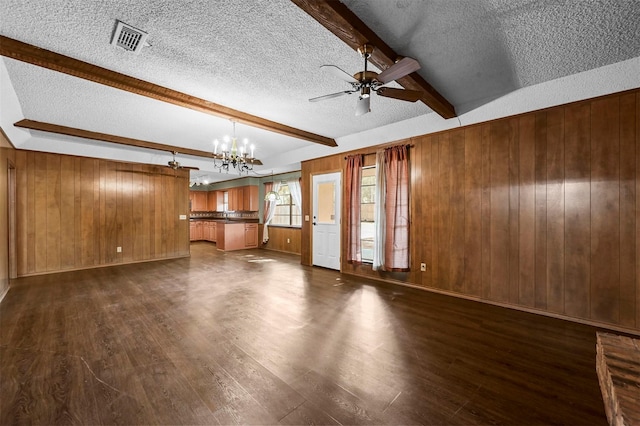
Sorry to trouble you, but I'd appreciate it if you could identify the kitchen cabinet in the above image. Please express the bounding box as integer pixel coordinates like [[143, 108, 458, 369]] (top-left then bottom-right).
[[216, 222, 259, 251], [207, 191, 223, 212], [190, 220, 217, 242], [190, 191, 208, 212], [226, 185, 258, 211], [189, 186, 258, 213], [205, 221, 217, 242], [227, 187, 243, 211], [244, 223, 258, 248], [243, 186, 259, 212], [189, 221, 204, 241]]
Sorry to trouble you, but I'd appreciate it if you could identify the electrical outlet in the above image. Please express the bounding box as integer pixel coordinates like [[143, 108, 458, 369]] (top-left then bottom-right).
[[287, 238, 290, 243], [420, 263, 426, 272], [116, 246, 122, 253]]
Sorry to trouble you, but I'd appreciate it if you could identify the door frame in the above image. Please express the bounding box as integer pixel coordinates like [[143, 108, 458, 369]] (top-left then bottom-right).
[[7, 160, 16, 279]]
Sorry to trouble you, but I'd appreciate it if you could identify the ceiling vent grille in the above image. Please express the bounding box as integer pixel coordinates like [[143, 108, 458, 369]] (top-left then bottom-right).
[[111, 20, 148, 54]]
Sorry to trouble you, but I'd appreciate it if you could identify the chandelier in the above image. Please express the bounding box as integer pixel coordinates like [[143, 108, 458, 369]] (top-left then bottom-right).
[[212, 121, 256, 174]]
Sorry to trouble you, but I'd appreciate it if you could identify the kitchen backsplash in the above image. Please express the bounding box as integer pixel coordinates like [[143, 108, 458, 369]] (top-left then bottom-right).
[[190, 211, 259, 220]]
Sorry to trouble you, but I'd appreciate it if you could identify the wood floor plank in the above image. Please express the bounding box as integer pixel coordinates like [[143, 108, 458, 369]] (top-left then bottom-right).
[[0, 347, 103, 425], [135, 362, 218, 424], [278, 400, 340, 425], [0, 243, 610, 425], [211, 393, 278, 425], [290, 369, 382, 425]]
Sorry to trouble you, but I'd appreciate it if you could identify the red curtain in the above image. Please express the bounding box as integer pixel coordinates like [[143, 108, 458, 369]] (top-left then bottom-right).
[[345, 154, 363, 263], [383, 145, 409, 271]]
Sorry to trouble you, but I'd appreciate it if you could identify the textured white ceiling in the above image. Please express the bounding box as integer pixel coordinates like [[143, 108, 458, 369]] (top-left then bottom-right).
[[343, 0, 640, 113], [1, 0, 639, 182]]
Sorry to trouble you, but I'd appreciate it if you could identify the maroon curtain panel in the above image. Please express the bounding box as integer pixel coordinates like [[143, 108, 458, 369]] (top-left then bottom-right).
[[384, 145, 410, 271], [345, 154, 363, 263]]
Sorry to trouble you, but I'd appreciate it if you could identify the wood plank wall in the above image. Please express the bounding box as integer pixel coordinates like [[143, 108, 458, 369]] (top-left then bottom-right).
[[302, 89, 639, 332], [259, 225, 301, 255], [14, 151, 190, 276], [0, 130, 16, 297]]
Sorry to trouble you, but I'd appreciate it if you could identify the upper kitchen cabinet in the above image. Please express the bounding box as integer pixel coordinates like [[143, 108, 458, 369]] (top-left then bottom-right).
[[208, 191, 223, 212], [243, 186, 259, 212], [189, 190, 208, 212], [228, 187, 243, 211], [227, 185, 258, 211], [190, 185, 258, 212]]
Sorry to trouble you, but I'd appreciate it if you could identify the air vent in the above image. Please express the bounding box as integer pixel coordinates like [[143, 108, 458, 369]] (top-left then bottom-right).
[[111, 20, 148, 54]]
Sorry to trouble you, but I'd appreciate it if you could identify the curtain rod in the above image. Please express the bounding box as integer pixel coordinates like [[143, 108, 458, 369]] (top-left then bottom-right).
[[344, 143, 413, 160]]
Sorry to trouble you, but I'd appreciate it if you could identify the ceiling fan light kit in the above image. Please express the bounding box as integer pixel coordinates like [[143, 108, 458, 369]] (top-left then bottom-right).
[[310, 44, 423, 116]]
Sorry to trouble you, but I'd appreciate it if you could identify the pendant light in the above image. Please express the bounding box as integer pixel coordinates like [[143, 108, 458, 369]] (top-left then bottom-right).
[[264, 171, 280, 202]]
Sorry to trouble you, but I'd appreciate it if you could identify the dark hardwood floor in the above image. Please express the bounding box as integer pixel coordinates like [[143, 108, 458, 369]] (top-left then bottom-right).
[[1, 242, 608, 425]]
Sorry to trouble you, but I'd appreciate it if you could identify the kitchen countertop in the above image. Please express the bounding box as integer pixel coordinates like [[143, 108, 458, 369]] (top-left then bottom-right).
[[189, 218, 259, 223]]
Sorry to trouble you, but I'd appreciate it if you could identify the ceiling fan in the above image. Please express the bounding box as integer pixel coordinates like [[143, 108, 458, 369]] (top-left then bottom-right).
[[309, 44, 423, 116], [117, 151, 199, 177], [167, 151, 199, 171]]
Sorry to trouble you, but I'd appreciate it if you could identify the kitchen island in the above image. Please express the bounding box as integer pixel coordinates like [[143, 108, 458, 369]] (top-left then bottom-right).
[[216, 221, 258, 251], [189, 217, 258, 251]]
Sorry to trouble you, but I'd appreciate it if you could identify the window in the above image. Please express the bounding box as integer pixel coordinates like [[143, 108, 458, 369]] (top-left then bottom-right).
[[361, 166, 376, 262], [271, 184, 301, 227]]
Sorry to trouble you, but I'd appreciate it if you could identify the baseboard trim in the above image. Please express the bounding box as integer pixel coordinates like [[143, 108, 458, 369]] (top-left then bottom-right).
[[341, 271, 640, 337], [15, 254, 191, 278], [0, 285, 9, 304], [260, 246, 301, 256]]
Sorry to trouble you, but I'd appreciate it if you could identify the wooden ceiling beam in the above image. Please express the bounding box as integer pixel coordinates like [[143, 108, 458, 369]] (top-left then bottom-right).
[[290, 0, 457, 119], [14, 118, 262, 165], [1, 35, 337, 148]]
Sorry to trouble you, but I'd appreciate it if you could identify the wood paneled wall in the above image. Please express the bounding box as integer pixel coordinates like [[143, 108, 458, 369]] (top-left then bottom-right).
[[14, 151, 190, 276], [0, 129, 16, 298], [302, 89, 639, 332], [260, 225, 301, 255]]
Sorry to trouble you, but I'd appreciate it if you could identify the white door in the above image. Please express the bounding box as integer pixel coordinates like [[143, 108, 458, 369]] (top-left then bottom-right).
[[312, 172, 341, 270]]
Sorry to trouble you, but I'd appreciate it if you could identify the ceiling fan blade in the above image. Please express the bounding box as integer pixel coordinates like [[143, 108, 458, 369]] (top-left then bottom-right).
[[320, 65, 359, 83], [117, 169, 176, 177], [376, 87, 422, 102], [309, 90, 355, 102], [182, 166, 200, 170], [376, 57, 421, 84], [355, 96, 370, 116]]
